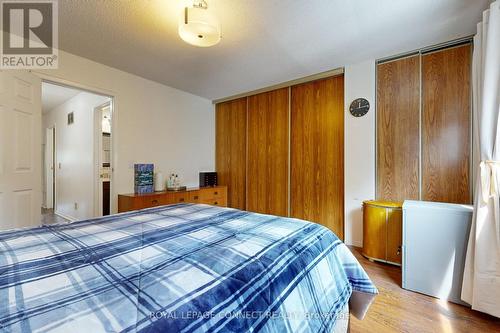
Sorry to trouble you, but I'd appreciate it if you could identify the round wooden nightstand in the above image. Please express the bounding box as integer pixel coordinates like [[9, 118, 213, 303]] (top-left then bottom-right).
[[362, 200, 403, 266]]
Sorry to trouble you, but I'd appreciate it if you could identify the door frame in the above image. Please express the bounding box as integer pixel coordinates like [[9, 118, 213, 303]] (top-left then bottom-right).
[[93, 100, 113, 217], [44, 126, 56, 209], [36, 73, 116, 216]]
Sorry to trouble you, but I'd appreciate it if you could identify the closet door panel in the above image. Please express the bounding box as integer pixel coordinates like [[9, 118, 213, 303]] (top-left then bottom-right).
[[247, 88, 289, 216], [291, 75, 344, 239], [216, 98, 247, 210], [422, 44, 471, 204], [376, 56, 420, 202]]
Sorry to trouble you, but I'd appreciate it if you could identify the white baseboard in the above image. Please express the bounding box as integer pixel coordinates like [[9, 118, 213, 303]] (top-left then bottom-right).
[[54, 211, 77, 223], [351, 240, 363, 247], [344, 239, 363, 247]]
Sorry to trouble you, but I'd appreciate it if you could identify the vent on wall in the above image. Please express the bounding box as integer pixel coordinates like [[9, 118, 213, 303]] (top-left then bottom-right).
[[67, 112, 74, 125]]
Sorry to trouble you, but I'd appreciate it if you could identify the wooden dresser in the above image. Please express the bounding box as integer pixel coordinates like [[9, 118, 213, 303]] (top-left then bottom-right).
[[118, 186, 227, 213]]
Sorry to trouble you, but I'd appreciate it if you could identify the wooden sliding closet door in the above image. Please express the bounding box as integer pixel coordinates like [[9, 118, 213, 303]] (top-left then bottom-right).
[[216, 98, 247, 209], [422, 44, 471, 204], [247, 88, 289, 216], [291, 75, 344, 239], [377, 56, 420, 202]]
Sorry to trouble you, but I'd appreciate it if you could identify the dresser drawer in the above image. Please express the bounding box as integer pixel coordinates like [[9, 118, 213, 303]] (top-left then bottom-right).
[[199, 187, 227, 207], [167, 192, 189, 204], [136, 194, 169, 209], [200, 198, 227, 206], [199, 187, 226, 201], [211, 197, 227, 207], [188, 191, 201, 203]]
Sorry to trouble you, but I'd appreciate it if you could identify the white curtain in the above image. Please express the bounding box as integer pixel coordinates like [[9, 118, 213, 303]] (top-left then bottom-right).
[[461, 1, 500, 318]]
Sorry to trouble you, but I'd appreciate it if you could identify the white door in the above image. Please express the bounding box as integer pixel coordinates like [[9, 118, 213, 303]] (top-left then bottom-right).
[[0, 70, 42, 230], [45, 127, 54, 209]]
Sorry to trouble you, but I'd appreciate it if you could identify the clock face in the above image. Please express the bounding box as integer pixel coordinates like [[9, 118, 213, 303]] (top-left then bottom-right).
[[350, 98, 370, 117]]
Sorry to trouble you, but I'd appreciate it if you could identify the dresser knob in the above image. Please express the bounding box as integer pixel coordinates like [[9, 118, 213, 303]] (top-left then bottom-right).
[[152, 199, 158, 205], [179, 198, 185, 202]]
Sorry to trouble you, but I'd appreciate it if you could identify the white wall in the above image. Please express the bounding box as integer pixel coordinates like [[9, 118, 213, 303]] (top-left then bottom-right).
[[344, 60, 376, 246], [36, 50, 215, 215], [43, 92, 109, 220]]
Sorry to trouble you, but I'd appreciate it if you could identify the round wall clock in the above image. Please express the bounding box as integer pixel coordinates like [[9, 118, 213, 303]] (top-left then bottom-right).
[[350, 98, 370, 117]]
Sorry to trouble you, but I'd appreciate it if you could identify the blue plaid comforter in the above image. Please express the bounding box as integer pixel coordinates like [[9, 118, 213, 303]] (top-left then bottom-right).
[[0, 204, 377, 332]]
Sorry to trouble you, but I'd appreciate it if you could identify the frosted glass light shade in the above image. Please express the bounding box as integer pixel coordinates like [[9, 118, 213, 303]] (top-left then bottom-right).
[[179, 6, 221, 47]]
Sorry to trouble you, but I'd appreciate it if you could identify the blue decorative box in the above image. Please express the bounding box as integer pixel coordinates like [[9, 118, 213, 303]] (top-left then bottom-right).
[[134, 164, 154, 193]]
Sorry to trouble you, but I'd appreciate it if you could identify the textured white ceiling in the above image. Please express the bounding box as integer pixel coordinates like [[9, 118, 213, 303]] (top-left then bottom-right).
[[42, 82, 80, 113], [59, 0, 489, 100]]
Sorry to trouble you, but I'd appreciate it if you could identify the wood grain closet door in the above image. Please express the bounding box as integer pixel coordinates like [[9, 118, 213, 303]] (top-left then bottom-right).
[[422, 44, 471, 204], [216, 98, 247, 210], [377, 56, 420, 202], [247, 88, 289, 216], [290, 75, 344, 239]]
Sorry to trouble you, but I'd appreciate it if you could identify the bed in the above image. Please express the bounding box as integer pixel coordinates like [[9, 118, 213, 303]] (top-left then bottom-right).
[[0, 204, 377, 332]]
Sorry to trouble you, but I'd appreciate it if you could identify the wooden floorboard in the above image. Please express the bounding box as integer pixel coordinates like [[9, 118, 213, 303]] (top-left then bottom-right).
[[41, 208, 69, 225], [348, 246, 500, 333]]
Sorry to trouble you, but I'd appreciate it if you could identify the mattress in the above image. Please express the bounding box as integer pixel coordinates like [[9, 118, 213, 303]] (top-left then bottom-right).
[[0, 204, 377, 332]]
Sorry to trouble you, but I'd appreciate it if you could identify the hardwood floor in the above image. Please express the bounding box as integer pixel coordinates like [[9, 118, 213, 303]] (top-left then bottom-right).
[[348, 246, 500, 333], [41, 208, 69, 225]]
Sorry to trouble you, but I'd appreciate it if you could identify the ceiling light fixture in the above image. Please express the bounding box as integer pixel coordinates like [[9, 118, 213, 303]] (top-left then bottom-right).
[[179, 0, 221, 47]]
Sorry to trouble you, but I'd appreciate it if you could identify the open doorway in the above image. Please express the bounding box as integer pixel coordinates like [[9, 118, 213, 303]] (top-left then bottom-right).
[[41, 81, 113, 224]]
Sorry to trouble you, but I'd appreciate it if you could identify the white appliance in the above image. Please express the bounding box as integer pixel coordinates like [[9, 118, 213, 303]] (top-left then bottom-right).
[[402, 200, 473, 305]]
